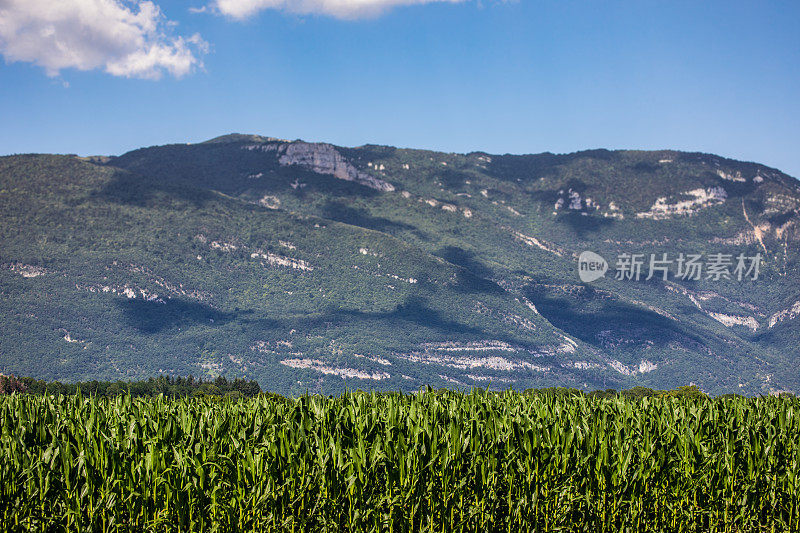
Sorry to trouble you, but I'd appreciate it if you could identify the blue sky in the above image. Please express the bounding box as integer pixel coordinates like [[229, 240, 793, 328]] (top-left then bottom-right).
[[1, 0, 799, 177]]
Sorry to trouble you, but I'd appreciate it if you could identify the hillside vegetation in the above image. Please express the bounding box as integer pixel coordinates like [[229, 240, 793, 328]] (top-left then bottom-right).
[[1, 135, 799, 395]]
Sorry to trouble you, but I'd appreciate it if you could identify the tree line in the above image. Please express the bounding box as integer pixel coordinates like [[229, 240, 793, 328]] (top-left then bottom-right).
[[0, 374, 262, 399]]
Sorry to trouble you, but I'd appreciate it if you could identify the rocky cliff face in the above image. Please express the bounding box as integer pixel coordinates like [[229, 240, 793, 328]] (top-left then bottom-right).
[[277, 142, 395, 192]]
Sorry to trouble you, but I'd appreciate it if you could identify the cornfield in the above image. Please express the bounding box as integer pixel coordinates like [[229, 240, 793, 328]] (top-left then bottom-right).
[[1, 390, 799, 532]]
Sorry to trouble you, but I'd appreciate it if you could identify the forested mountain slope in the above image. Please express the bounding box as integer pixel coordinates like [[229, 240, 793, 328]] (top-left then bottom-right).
[[2, 134, 798, 395]]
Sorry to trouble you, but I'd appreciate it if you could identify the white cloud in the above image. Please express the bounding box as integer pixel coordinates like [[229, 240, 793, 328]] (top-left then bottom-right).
[[0, 0, 207, 79], [213, 0, 465, 20]]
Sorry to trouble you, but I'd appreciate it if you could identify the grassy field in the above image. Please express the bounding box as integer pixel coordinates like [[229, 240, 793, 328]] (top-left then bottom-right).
[[2, 390, 799, 532]]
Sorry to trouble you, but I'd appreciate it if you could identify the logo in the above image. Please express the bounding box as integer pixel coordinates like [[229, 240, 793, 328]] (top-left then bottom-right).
[[576, 250, 761, 282], [578, 251, 608, 283]]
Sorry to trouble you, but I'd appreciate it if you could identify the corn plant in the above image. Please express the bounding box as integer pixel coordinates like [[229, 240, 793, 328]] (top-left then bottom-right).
[[1, 390, 798, 532]]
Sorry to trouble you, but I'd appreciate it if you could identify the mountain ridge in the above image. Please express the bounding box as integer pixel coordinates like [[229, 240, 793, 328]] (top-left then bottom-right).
[[191, 134, 800, 182]]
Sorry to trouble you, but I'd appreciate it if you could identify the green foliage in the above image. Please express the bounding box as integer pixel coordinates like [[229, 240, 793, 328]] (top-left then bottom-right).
[[660, 384, 709, 399], [1, 390, 799, 531], [587, 388, 619, 399], [621, 386, 659, 399], [524, 386, 584, 397]]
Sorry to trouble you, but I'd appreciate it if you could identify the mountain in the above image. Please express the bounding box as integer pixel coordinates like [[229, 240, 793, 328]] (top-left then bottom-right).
[[1, 135, 798, 395]]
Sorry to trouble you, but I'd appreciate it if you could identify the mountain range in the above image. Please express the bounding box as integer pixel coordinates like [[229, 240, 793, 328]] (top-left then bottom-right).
[[1, 134, 798, 395]]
